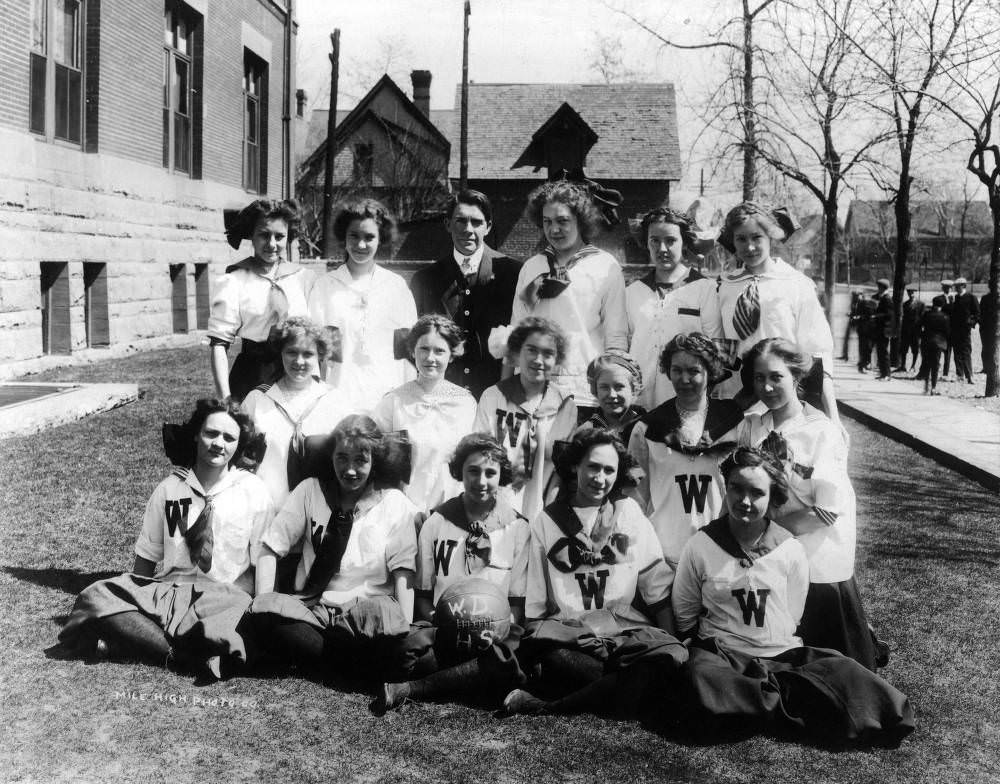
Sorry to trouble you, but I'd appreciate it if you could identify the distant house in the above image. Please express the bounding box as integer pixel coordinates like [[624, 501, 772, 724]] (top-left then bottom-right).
[[295, 72, 451, 257], [0, 0, 297, 365], [845, 200, 992, 284], [301, 77, 682, 262]]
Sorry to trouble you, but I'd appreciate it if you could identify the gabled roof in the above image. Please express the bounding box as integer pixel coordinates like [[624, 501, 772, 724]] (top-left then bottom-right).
[[512, 102, 599, 171], [300, 75, 450, 169], [441, 82, 682, 181], [847, 200, 993, 238]]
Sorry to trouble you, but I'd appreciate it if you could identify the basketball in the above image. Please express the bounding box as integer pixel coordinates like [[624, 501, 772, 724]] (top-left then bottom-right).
[[433, 578, 511, 661]]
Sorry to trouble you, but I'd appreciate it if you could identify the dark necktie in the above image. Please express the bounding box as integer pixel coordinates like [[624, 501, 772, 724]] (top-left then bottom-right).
[[301, 482, 356, 597], [733, 276, 761, 340], [184, 489, 216, 573]]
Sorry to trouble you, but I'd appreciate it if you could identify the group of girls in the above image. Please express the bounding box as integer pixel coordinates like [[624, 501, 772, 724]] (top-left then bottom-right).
[[56, 184, 912, 744]]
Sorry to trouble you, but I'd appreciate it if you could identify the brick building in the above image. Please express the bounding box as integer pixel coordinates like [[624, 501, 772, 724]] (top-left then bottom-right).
[[0, 0, 296, 364]]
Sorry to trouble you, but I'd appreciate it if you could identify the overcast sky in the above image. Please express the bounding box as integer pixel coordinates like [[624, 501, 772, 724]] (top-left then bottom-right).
[[293, 0, 983, 210]]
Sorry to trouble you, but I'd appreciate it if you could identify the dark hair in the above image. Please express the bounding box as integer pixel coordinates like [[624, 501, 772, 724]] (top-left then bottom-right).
[[587, 351, 642, 396], [329, 414, 394, 490], [555, 428, 637, 501], [406, 314, 465, 358], [447, 189, 493, 225], [525, 180, 604, 244], [224, 199, 300, 249], [332, 198, 396, 245], [180, 398, 256, 467], [267, 316, 332, 364], [720, 446, 789, 509], [639, 207, 697, 250], [448, 433, 513, 486], [740, 337, 814, 391], [507, 316, 568, 365], [659, 332, 727, 386]]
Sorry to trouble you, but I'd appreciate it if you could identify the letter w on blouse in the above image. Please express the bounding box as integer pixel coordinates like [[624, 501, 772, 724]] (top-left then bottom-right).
[[574, 569, 610, 611], [732, 588, 770, 627], [674, 474, 714, 514], [164, 498, 193, 536], [433, 539, 459, 576]]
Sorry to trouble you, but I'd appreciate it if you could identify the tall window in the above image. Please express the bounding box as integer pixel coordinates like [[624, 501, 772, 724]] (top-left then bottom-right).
[[29, 0, 84, 144], [163, 2, 199, 174], [243, 51, 268, 193], [353, 142, 374, 185]]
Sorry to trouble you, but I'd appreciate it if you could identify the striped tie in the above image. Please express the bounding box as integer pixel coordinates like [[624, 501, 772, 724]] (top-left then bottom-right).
[[733, 276, 761, 340], [184, 492, 215, 573]]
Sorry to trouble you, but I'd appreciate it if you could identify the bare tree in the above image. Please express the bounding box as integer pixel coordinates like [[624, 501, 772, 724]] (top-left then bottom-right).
[[831, 0, 975, 343], [607, 0, 777, 201], [753, 0, 889, 317], [587, 33, 647, 83]]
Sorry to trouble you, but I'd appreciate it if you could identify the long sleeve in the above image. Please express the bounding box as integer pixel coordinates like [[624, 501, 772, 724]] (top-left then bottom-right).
[[627, 421, 652, 514], [524, 516, 552, 620], [600, 265, 629, 352], [671, 537, 704, 636]]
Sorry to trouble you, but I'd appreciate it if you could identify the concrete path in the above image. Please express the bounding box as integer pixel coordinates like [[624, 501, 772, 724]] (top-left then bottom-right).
[[0, 381, 139, 438], [832, 359, 1000, 492]]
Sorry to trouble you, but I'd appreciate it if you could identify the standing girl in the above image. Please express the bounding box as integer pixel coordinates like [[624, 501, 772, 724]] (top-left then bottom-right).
[[242, 317, 350, 510], [716, 202, 838, 422], [627, 208, 722, 409], [510, 180, 628, 412], [738, 338, 878, 669], [373, 315, 477, 514], [210, 199, 314, 401], [309, 199, 417, 413], [475, 318, 578, 520]]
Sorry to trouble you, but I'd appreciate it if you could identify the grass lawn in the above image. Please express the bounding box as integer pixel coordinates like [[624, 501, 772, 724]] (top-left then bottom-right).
[[1, 346, 998, 783]]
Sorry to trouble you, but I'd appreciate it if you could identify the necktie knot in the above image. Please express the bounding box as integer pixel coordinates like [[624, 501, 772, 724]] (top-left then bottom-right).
[[461, 257, 473, 274]]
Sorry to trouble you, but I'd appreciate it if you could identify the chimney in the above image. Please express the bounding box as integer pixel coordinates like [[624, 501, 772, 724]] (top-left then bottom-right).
[[411, 70, 431, 117], [295, 89, 307, 118]]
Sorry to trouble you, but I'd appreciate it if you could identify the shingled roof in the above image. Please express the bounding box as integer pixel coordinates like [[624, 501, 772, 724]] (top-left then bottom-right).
[[439, 82, 682, 181]]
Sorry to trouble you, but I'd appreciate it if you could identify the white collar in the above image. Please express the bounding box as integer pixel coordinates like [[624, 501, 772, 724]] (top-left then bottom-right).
[[453, 245, 485, 272]]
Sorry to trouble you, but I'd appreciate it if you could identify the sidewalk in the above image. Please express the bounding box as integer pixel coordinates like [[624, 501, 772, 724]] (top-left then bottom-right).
[[832, 359, 1000, 491]]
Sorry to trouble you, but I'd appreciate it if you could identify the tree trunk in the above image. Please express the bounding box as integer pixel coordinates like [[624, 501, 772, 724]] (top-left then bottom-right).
[[984, 206, 1000, 397], [742, 1, 756, 201], [892, 185, 910, 367], [824, 196, 838, 324]]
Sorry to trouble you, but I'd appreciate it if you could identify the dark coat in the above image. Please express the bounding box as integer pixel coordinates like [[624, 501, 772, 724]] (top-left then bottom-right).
[[900, 297, 925, 330], [409, 246, 522, 398], [920, 309, 950, 351], [873, 291, 895, 339], [949, 291, 979, 335]]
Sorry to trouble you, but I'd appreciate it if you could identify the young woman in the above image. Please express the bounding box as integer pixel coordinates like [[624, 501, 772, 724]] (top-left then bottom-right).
[[738, 338, 878, 669], [210, 199, 314, 401], [372, 434, 530, 714], [373, 315, 477, 514], [627, 208, 722, 409], [504, 448, 914, 746], [308, 199, 417, 413], [243, 316, 350, 510], [579, 351, 646, 447], [510, 180, 628, 411], [670, 447, 913, 742], [628, 333, 744, 568], [504, 428, 686, 708], [57, 399, 273, 678], [716, 202, 838, 422], [249, 415, 421, 682], [475, 317, 578, 520]]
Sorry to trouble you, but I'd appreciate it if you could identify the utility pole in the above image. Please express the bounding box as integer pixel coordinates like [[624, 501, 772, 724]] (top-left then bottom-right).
[[459, 0, 470, 191], [321, 30, 340, 258]]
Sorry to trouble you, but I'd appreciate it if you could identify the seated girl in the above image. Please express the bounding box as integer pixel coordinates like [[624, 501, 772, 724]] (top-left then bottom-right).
[[628, 333, 744, 569], [738, 337, 879, 669], [373, 315, 477, 514], [249, 415, 421, 682], [57, 399, 273, 678], [372, 433, 530, 713], [243, 316, 350, 510], [505, 448, 913, 747], [475, 317, 578, 521], [578, 351, 646, 446], [671, 447, 912, 742], [507, 428, 686, 706]]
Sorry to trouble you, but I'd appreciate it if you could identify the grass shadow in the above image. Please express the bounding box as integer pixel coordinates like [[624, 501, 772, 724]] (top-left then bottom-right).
[[3, 566, 119, 595]]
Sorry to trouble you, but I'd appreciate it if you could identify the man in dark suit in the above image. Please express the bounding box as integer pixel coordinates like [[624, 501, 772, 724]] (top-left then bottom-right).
[[930, 279, 954, 378], [873, 278, 895, 380], [895, 284, 925, 372], [856, 290, 877, 373], [950, 277, 979, 383], [410, 190, 522, 398]]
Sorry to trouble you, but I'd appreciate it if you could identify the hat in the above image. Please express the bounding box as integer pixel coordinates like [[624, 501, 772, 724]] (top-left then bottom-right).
[[905, 284, 917, 291], [941, 279, 954, 287], [954, 277, 967, 286], [876, 278, 891, 289]]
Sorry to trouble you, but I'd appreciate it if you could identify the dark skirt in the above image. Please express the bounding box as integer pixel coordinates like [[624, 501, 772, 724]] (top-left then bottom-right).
[[681, 640, 914, 743], [228, 338, 280, 402], [797, 578, 878, 671], [520, 617, 688, 671]]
